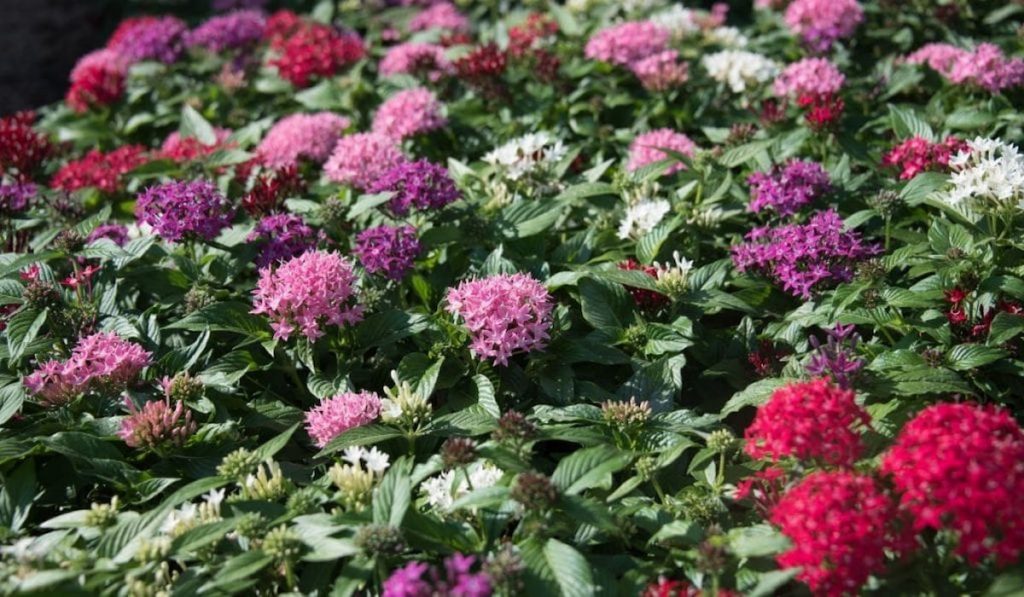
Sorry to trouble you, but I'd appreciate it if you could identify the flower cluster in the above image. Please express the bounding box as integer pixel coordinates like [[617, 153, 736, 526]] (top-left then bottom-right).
[[251, 250, 363, 341], [353, 225, 422, 281], [0, 112, 54, 181], [880, 402, 1024, 565], [421, 462, 504, 511], [371, 88, 446, 141], [773, 58, 845, 99], [118, 397, 197, 450], [747, 159, 831, 216], [408, 2, 469, 33], [247, 214, 321, 267], [483, 132, 567, 181], [379, 42, 453, 82], [941, 137, 1024, 211], [185, 9, 266, 53], [65, 50, 129, 112], [783, 0, 864, 52], [88, 223, 129, 246], [383, 554, 492, 597], [24, 332, 152, 406], [135, 180, 234, 243], [805, 324, 866, 388], [584, 21, 669, 67], [702, 50, 779, 94], [159, 128, 233, 163], [269, 21, 365, 87], [324, 133, 406, 190], [305, 391, 382, 448], [368, 160, 461, 216], [619, 198, 671, 239], [51, 145, 149, 194], [626, 129, 696, 174], [619, 260, 669, 310], [731, 209, 879, 298], [241, 165, 305, 216], [906, 43, 1024, 93], [0, 183, 35, 216], [256, 112, 350, 168], [882, 136, 967, 180], [630, 50, 690, 92], [445, 273, 554, 366], [744, 378, 869, 466], [107, 16, 188, 64]]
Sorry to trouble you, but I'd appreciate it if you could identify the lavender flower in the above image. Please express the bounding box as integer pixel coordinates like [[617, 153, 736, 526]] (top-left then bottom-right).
[[748, 160, 831, 217], [806, 323, 866, 388], [368, 160, 461, 217], [353, 225, 421, 280], [247, 214, 321, 268], [135, 180, 234, 243]]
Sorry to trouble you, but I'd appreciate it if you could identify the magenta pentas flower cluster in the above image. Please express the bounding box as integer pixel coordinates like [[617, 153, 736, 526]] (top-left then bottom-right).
[[805, 324, 866, 389], [747, 159, 832, 216], [354, 225, 421, 281], [731, 209, 879, 299], [770, 471, 905, 596], [773, 58, 845, 98], [135, 180, 234, 243], [744, 378, 869, 467], [185, 9, 267, 53], [584, 21, 670, 68], [24, 332, 152, 406], [251, 250, 363, 341], [905, 43, 1024, 93], [247, 214, 321, 268], [408, 1, 470, 33], [369, 160, 461, 216], [382, 553, 492, 597], [371, 88, 447, 141], [118, 397, 197, 450], [0, 183, 35, 216], [445, 273, 554, 366], [324, 132, 406, 190], [108, 16, 188, 64], [783, 0, 863, 52], [305, 390, 381, 448], [630, 50, 690, 92], [626, 129, 696, 174], [880, 403, 1024, 565], [379, 43, 453, 82], [257, 112, 351, 168], [88, 223, 129, 247]]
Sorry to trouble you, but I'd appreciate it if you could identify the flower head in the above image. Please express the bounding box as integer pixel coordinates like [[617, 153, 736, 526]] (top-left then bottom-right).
[[119, 397, 197, 449], [270, 22, 365, 87], [626, 129, 696, 174], [305, 391, 382, 448], [368, 159, 461, 216], [52, 145, 148, 194], [630, 50, 690, 92], [0, 112, 54, 180], [324, 133, 406, 190], [408, 2, 469, 33], [353, 225, 421, 281], [185, 10, 266, 52], [747, 159, 831, 216], [107, 16, 188, 64], [584, 21, 670, 67], [421, 462, 504, 511], [88, 223, 129, 247], [24, 332, 152, 406], [908, 43, 1024, 93], [783, 0, 863, 52], [257, 112, 350, 168], [773, 58, 845, 98], [372, 88, 446, 141], [805, 324, 866, 388], [66, 49, 129, 112], [941, 137, 1024, 211], [160, 128, 233, 163], [702, 50, 779, 93], [882, 136, 966, 181], [483, 132, 567, 181], [379, 42, 453, 82], [618, 198, 671, 239], [247, 213, 321, 268], [135, 180, 234, 243]]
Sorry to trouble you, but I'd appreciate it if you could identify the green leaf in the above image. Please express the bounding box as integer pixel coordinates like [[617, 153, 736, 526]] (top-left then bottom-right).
[[578, 277, 630, 334], [169, 302, 269, 337], [252, 423, 300, 461], [0, 460, 35, 532], [179, 104, 217, 146], [543, 538, 595, 597], [356, 310, 431, 349], [474, 374, 500, 418], [373, 456, 412, 526], [721, 378, 792, 416], [636, 218, 677, 265], [748, 569, 801, 597], [718, 139, 773, 168], [945, 344, 1007, 370], [551, 445, 631, 495], [318, 424, 405, 457], [200, 551, 273, 592], [0, 381, 26, 425], [728, 524, 790, 557], [989, 312, 1024, 345], [889, 105, 934, 141], [6, 307, 47, 361]]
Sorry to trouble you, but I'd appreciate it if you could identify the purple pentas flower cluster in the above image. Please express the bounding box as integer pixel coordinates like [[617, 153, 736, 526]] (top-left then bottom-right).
[[0, 183, 35, 216], [185, 10, 267, 53], [747, 160, 832, 216], [354, 225, 421, 281], [731, 209, 879, 299], [324, 133, 406, 191], [108, 16, 188, 64], [372, 88, 447, 141], [806, 323, 866, 388], [445, 273, 554, 366], [24, 332, 152, 407], [136, 180, 234, 243], [247, 214, 321, 268], [305, 390, 382, 448], [905, 43, 1024, 93], [88, 223, 130, 246], [251, 250, 363, 341], [257, 112, 351, 168], [369, 160, 461, 217], [383, 553, 492, 597]]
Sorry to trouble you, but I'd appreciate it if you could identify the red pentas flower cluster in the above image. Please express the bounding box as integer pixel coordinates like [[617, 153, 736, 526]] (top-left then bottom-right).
[[618, 259, 668, 310], [240, 165, 306, 217], [882, 136, 967, 180], [506, 13, 560, 82], [944, 288, 1024, 341], [0, 111, 54, 181], [455, 43, 507, 82], [268, 16, 365, 88], [880, 402, 1024, 565], [51, 145, 149, 194], [798, 93, 844, 131], [744, 378, 869, 467], [65, 49, 129, 113], [770, 471, 908, 597]]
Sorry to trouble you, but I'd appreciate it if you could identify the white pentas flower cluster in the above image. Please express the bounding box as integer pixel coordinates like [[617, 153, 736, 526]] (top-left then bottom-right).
[[652, 251, 695, 296], [421, 462, 504, 511], [944, 137, 1024, 211], [650, 5, 701, 38], [702, 50, 780, 93], [619, 199, 672, 239], [483, 132, 568, 181], [705, 26, 749, 48], [160, 489, 225, 537]]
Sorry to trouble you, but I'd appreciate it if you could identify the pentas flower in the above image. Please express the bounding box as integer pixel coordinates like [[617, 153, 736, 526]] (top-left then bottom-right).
[[369, 160, 461, 217], [508, 13, 558, 58], [773, 58, 844, 98], [24, 332, 152, 406], [907, 43, 1024, 93], [257, 112, 350, 168], [0, 183, 35, 216], [626, 129, 696, 174], [445, 273, 554, 366], [805, 324, 866, 389], [383, 554, 492, 597], [159, 128, 233, 163], [65, 49, 129, 113], [783, 0, 863, 52], [880, 402, 1024, 565], [135, 180, 234, 243], [483, 132, 567, 181], [747, 159, 831, 216], [372, 88, 446, 141], [185, 10, 267, 53], [353, 225, 421, 281], [731, 209, 879, 298], [379, 43, 453, 82], [584, 21, 670, 67], [702, 50, 779, 93], [325, 133, 406, 191], [241, 165, 306, 217], [251, 250, 363, 341], [618, 198, 671, 239], [421, 462, 504, 511], [744, 378, 870, 466], [88, 223, 129, 247], [454, 43, 507, 90], [408, 1, 469, 33], [941, 137, 1024, 211], [270, 22, 365, 88], [798, 93, 845, 131], [618, 260, 669, 310], [118, 397, 197, 450], [905, 43, 964, 74], [305, 391, 382, 448], [51, 145, 149, 195], [0, 111, 54, 181], [264, 9, 304, 44], [882, 136, 966, 180], [770, 471, 906, 596], [107, 16, 188, 64], [247, 214, 321, 268], [630, 50, 689, 92]]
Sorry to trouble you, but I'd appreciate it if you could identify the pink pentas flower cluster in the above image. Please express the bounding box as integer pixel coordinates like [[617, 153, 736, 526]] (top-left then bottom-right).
[[880, 402, 1024, 565], [408, 2, 470, 33], [247, 213, 322, 268], [324, 132, 406, 190], [630, 50, 690, 92], [135, 180, 235, 243], [747, 159, 832, 216], [372, 88, 447, 141], [773, 58, 845, 98], [66, 49, 130, 113], [626, 129, 697, 175], [445, 273, 554, 366], [770, 471, 906, 596], [24, 332, 152, 407], [584, 21, 670, 68], [379, 43, 453, 82], [107, 16, 188, 64], [251, 250, 363, 341], [257, 112, 350, 168], [383, 553, 492, 597], [783, 0, 863, 52], [118, 397, 197, 450], [354, 225, 422, 281], [881, 136, 967, 180], [305, 390, 381, 448], [744, 378, 869, 467], [906, 43, 1024, 93], [731, 209, 879, 299]]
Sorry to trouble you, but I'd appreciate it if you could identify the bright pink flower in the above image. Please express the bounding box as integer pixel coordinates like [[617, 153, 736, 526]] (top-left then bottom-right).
[[118, 397, 197, 449], [379, 42, 453, 82], [408, 2, 469, 33], [626, 129, 696, 174], [773, 58, 844, 98], [584, 21, 670, 67], [445, 273, 554, 366], [65, 49, 130, 113], [905, 43, 966, 74], [324, 132, 406, 190], [51, 145, 149, 195], [257, 112, 350, 168], [24, 332, 152, 407], [907, 43, 1024, 93], [881, 136, 967, 180], [251, 250, 363, 341], [305, 390, 382, 448], [783, 0, 863, 51], [880, 402, 1024, 565], [372, 88, 446, 141], [630, 50, 689, 92], [744, 378, 869, 466]]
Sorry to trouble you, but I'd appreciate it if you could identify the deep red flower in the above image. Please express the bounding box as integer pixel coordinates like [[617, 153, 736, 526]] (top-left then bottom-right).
[[241, 165, 306, 217], [618, 259, 668, 310], [0, 112, 54, 181], [455, 43, 507, 81], [270, 22, 365, 87], [882, 136, 967, 180], [798, 93, 844, 131], [264, 10, 304, 47], [507, 13, 558, 58], [944, 287, 968, 304], [747, 339, 788, 378], [51, 145, 148, 194], [440, 31, 474, 47]]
